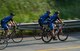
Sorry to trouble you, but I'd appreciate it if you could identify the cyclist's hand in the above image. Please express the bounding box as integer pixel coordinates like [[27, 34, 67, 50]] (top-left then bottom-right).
[[11, 23, 16, 27], [8, 24, 12, 27]]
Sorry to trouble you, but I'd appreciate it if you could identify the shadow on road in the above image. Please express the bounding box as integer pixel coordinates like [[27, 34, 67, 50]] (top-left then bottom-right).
[[7, 39, 80, 48], [6, 32, 80, 49]]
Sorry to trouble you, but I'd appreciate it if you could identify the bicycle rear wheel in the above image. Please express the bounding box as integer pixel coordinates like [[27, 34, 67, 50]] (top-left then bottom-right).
[[33, 30, 42, 40], [12, 30, 23, 43], [57, 30, 68, 41], [0, 32, 8, 50], [42, 31, 52, 43], [33, 33, 42, 40]]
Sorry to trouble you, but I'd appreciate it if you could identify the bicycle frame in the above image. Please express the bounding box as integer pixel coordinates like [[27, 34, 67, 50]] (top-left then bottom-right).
[[58, 24, 63, 33], [55, 23, 63, 34]]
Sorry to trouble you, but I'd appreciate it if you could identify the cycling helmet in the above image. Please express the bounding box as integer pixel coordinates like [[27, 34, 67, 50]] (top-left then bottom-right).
[[10, 13, 15, 16], [46, 10, 51, 14], [55, 11, 60, 14]]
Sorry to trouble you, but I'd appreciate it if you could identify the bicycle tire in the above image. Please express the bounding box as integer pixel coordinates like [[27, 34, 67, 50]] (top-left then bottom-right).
[[57, 31, 68, 41], [42, 31, 52, 43], [12, 30, 23, 43], [0, 32, 8, 50], [33, 32, 42, 40]]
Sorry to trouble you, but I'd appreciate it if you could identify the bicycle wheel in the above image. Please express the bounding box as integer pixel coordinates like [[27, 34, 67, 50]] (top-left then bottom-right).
[[12, 30, 23, 43], [33, 30, 42, 40], [33, 32, 42, 40], [42, 31, 52, 43], [57, 30, 68, 41], [0, 32, 8, 50]]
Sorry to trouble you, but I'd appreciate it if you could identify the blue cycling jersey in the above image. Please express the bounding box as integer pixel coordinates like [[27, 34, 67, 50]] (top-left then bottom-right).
[[48, 13, 59, 30], [1, 15, 13, 30], [49, 13, 59, 23], [40, 12, 49, 22], [1, 16, 13, 23]]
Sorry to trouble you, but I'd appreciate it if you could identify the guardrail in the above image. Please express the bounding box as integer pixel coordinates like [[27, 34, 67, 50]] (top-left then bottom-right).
[[0, 20, 80, 30], [17, 20, 80, 30]]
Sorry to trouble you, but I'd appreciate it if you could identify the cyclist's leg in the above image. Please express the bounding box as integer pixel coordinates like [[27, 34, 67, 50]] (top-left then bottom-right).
[[49, 23, 55, 35], [49, 23, 57, 40], [2, 24, 9, 37], [38, 19, 43, 28], [38, 19, 43, 30]]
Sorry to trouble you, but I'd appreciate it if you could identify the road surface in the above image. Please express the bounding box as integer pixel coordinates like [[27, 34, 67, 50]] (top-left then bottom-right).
[[1, 32, 80, 51]]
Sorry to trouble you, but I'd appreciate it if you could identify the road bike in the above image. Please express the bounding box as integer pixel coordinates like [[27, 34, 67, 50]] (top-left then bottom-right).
[[0, 23, 23, 50], [41, 23, 69, 43]]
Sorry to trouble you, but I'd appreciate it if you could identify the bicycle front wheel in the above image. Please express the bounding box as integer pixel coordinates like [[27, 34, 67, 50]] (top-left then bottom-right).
[[42, 31, 52, 43], [0, 33, 8, 50], [57, 31, 68, 41], [12, 30, 23, 43]]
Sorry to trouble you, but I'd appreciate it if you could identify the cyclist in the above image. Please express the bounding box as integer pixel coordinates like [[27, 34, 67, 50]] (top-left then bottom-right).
[[48, 11, 63, 40], [38, 10, 51, 29], [1, 13, 15, 37]]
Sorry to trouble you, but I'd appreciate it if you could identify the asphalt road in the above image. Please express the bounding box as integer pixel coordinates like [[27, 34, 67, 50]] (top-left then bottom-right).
[[1, 32, 80, 51]]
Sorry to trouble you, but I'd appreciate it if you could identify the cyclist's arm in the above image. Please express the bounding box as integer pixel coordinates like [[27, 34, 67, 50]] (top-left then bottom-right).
[[10, 19, 16, 26], [57, 16, 63, 24]]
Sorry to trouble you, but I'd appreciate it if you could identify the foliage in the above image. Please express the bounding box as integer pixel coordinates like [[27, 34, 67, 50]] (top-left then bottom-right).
[[0, 0, 80, 22]]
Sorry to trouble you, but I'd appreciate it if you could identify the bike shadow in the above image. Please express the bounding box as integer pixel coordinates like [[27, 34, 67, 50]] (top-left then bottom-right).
[[7, 38, 80, 48]]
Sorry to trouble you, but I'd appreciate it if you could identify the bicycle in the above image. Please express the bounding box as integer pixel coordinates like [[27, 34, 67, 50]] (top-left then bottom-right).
[[41, 23, 69, 43], [0, 23, 23, 50], [10, 24, 23, 43], [0, 30, 8, 50]]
